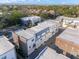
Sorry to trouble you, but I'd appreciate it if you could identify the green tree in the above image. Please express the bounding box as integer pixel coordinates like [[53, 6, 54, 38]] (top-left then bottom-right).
[[39, 13, 49, 19], [8, 10, 26, 25]]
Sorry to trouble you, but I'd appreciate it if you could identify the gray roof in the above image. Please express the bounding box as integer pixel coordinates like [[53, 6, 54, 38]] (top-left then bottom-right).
[[35, 47, 70, 59], [38, 20, 59, 28], [15, 20, 59, 40], [0, 36, 14, 55], [25, 28, 36, 35], [57, 28, 79, 45], [15, 29, 34, 40], [30, 25, 48, 34], [21, 16, 41, 21]]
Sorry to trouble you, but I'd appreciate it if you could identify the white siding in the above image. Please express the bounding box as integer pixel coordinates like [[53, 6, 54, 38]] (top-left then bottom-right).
[[36, 38, 42, 48], [0, 48, 16, 59], [27, 38, 36, 55]]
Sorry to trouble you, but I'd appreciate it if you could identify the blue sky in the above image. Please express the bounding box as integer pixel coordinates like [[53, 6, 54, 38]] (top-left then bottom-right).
[[0, 0, 79, 5]]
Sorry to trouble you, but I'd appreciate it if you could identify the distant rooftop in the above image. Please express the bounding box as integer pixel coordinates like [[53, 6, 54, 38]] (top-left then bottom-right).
[[38, 20, 58, 27], [57, 16, 79, 20], [21, 16, 41, 21]]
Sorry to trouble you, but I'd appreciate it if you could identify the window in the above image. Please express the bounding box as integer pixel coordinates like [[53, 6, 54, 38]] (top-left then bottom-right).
[[33, 44, 36, 48], [37, 36, 40, 39], [29, 46, 31, 48], [42, 33, 45, 36], [32, 39, 34, 42], [2, 56, 6, 59]]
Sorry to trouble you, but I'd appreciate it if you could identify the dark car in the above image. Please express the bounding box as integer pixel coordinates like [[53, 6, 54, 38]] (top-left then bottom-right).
[[4, 31, 13, 40], [0, 32, 3, 36]]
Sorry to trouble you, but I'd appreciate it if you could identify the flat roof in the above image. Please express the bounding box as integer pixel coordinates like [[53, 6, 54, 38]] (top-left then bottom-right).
[[36, 47, 69, 59], [38, 20, 58, 27], [25, 28, 36, 35], [57, 28, 79, 45], [21, 16, 41, 21], [15, 29, 34, 40], [30, 25, 48, 33], [0, 36, 14, 55], [59, 16, 79, 21]]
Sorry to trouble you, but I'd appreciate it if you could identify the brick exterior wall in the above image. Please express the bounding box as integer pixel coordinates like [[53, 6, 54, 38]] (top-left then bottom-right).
[[55, 37, 79, 56]]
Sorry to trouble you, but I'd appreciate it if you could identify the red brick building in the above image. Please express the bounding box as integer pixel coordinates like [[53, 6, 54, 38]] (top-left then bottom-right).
[[55, 28, 79, 57]]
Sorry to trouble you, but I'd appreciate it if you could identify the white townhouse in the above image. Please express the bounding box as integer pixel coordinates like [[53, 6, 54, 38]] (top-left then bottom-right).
[[38, 20, 59, 40], [30, 25, 49, 48], [12, 20, 60, 57]]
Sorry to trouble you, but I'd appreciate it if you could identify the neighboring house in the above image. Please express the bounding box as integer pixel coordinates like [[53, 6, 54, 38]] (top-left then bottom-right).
[[30, 25, 49, 48], [12, 20, 59, 57], [21, 16, 41, 26], [55, 28, 79, 58], [0, 36, 16, 59], [35, 47, 70, 59], [69, 18, 79, 29], [38, 20, 59, 40], [57, 16, 79, 29], [13, 29, 35, 56], [12, 26, 48, 57]]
